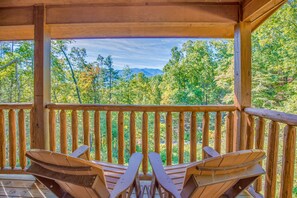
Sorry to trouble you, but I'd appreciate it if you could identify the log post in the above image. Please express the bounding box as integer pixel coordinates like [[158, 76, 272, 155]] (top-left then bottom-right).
[[32, 5, 51, 149], [233, 22, 252, 151]]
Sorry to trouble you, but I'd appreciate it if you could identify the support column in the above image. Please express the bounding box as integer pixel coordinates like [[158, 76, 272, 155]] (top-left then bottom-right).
[[234, 22, 252, 151], [32, 5, 50, 149]]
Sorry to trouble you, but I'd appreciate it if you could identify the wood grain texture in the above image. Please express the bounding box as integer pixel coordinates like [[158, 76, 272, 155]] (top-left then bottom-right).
[[83, 110, 90, 159], [32, 5, 51, 150], [71, 110, 78, 152], [130, 111, 136, 155], [106, 111, 112, 162], [280, 125, 296, 198], [60, 110, 67, 154], [47, 104, 237, 112], [190, 112, 197, 162], [245, 107, 297, 126], [226, 111, 234, 153], [214, 111, 222, 153], [166, 112, 172, 165], [18, 109, 26, 170], [254, 117, 265, 192], [9, 109, 16, 169], [179, 112, 185, 163], [142, 112, 148, 174], [118, 111, 124, 164], [202, 112, 209, 159], [94, 110, 100, 160], [265, 121, 279, 198], [154, 112, 160, 153], [49, 109, 56, 151], [246, 114, 254, 149], [0, 109, 5, 169], [30, 109, 33, 149]]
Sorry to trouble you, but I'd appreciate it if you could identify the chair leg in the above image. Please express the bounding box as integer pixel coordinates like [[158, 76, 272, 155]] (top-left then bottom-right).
[[223, 176, 258, 197], [149, 175, 156, 198]]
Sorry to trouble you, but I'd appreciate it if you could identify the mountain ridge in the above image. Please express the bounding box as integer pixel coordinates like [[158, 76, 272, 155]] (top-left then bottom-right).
[[117, 68, 163, 77]]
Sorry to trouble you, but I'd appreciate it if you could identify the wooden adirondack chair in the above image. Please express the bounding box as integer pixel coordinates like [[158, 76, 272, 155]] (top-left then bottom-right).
[[26, 145, 143, 198], [148, 147, 266, 198]]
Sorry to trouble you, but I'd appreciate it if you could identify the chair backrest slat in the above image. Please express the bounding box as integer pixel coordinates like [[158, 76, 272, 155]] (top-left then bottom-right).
[[26, 150, 110, 198], [182, 150, 265, 197]]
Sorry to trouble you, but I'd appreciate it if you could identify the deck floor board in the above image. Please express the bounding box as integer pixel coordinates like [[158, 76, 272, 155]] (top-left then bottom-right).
[[0, 175, 252, 197]]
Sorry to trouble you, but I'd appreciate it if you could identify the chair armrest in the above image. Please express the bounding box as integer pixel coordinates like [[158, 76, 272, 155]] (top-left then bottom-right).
[[110, 153, 143, 198], [148, 152, 181, 198], [69, 145, 89, 160], [203, 146, 220, 158]]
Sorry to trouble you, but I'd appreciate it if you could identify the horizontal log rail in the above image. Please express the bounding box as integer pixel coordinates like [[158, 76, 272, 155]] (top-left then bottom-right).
[[46, 103, 237, 112], [244, 107, 297, 198], [245, 107, 297, 126], [0, 103, 33, 174], [46, 103, 237, 176], [0, 103, 33, 109]]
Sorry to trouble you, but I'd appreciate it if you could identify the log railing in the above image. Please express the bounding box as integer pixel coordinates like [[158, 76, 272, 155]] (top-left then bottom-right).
[[244, 107, 297, 198], [0, 103, 33, 173], [46, 103, 237, 177]]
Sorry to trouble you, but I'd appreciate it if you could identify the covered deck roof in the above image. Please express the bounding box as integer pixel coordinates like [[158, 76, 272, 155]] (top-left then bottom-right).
[[0, 0, 286, 40]]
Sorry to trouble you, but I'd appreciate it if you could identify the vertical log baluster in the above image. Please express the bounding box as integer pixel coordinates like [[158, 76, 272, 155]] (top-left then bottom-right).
[[18, 109, 26, 169], [94, 110, 100, 160], [246, 115, 254, 149], [60, 110, 67, 154], [239, 112, 247, 150], [0, 109, 5, 169], [71, 110, 78, 152], [30, 109, 33, 149], [130, 111, 136, 155], [254, 117, 265, 193], [166, 112, 172, 165], [142, 112, 148, 175], [154, 111, 160, 153], [202, 112, 209, 159], [49, 109, 56, 151], [179, 112, 185, 164], [9, 109, 16, 169], [83, 110, 90, 159], [214, 111, 222, 153], [280, 125, 296, 198], [106, 111, 112, 163], [226, 111, 234, 153], [190, 112, 197, 162], [265, 121, 279, 198], [118, 111, 124, 164]]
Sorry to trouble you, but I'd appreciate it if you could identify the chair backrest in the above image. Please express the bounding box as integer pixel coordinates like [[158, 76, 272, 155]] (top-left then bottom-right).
[[26, 150, 109, 198], [182, 149, 265, 197]]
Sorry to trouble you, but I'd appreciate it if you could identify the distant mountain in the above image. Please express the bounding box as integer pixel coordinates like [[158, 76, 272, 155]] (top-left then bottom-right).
[[117, 68, 163, 77]]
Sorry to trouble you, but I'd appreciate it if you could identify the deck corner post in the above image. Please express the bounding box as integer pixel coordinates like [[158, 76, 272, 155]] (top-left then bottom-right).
[[233, 22, 252, 151], [32, 4, 51, 150]]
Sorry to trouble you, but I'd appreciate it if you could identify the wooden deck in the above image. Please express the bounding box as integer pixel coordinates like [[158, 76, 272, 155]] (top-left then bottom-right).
[[0, 175, 254, 198]]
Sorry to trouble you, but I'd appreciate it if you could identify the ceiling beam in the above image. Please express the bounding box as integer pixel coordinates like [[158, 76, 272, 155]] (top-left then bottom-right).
[[242, 0, 286, 22], [0, 3, 238, 40], [0, 0, 241, 8]]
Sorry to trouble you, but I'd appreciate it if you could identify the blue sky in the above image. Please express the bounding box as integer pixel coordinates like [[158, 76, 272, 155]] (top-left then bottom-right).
[[68, 38, 195, 69]]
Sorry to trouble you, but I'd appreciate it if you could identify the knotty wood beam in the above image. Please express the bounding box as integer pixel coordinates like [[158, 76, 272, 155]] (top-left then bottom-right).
[[233, 22, 252, 151], [0, 3, 238, 40], [32, 5, 50, 149], [242, 0, 286, 22]]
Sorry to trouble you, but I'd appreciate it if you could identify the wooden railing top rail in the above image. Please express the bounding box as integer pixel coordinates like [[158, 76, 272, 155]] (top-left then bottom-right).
[[245, 107, 297, 126], [46, 103, 237, 112], [0, 103, 33, 109]]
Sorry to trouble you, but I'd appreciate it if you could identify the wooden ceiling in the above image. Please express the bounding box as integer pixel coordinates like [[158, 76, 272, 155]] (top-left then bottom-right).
[[0, 0, 287, 40]]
